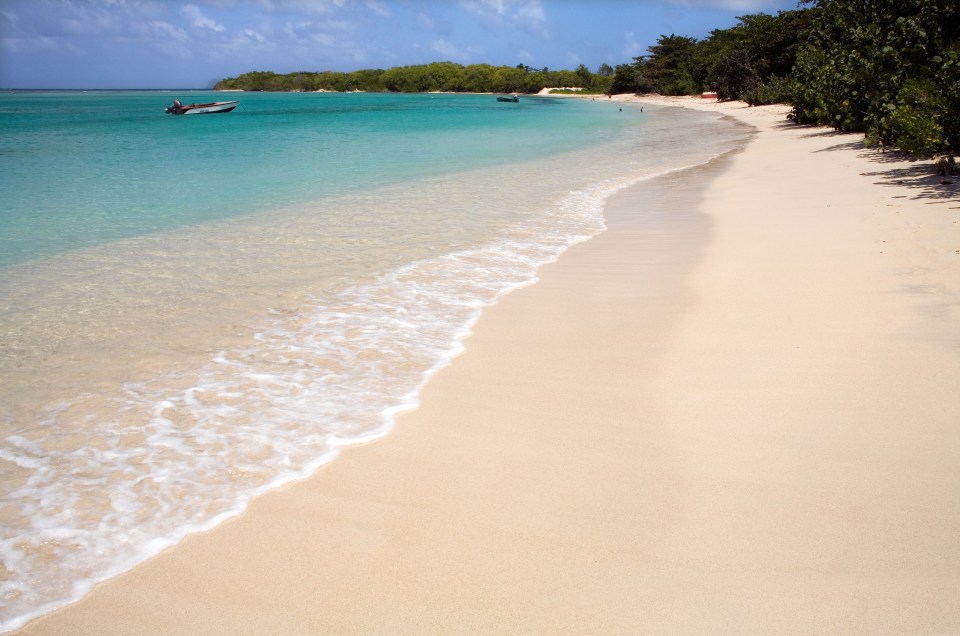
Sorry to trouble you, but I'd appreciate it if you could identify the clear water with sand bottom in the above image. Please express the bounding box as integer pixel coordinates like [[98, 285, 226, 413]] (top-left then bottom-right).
[[0, 90, 751, 629]]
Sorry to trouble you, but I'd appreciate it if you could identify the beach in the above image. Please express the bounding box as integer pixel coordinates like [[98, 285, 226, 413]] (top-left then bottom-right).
[[17, 96, 960, 634]]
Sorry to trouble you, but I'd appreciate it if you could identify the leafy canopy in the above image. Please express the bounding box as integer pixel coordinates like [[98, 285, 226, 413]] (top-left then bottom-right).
[[792, 0, 960, 155]]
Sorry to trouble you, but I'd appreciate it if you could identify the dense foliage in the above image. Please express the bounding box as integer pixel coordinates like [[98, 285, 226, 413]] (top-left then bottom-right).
[[215, 63, 613, 94], [791, 0, 960, 156], [608, 9, 816, 103], [608, 0, 958, 156]]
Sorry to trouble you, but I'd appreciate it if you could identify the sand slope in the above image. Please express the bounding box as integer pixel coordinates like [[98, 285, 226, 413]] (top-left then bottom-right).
[[19, 98, 960, 634]]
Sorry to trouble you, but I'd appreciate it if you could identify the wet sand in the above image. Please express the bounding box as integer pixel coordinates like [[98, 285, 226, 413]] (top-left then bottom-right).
[[19, 98, 960, 634]]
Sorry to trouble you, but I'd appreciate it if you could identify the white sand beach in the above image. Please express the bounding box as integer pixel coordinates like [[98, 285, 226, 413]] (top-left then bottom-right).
[[18, 97, 960, 634]]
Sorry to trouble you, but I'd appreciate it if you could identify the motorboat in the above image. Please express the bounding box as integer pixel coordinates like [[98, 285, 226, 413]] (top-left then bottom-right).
[[496, 94, 520, 103], [165, 100, 239, 115]]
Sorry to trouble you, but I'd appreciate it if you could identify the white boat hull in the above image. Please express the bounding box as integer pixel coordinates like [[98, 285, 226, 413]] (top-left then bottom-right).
[[166, 100, 239, 115]]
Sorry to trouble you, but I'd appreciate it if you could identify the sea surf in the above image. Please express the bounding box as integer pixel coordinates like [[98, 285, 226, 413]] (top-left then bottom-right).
[[0, 91, 751, 630]]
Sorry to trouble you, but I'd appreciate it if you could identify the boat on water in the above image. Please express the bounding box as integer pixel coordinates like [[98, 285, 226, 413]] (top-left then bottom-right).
[[496, 94, 520, 103], [165, 100, 239, 115]]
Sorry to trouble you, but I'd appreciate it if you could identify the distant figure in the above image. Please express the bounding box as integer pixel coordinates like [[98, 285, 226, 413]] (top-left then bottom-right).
[[934, 154, 956, 176]]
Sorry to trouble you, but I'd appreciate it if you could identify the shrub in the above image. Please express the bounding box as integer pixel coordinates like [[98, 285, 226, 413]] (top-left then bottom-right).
[[887, 79, 948, 157], [743, 75, 798, 106]]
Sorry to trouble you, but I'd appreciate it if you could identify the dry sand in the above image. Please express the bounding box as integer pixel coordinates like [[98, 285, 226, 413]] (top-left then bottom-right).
[[19, 97, 960, 634]]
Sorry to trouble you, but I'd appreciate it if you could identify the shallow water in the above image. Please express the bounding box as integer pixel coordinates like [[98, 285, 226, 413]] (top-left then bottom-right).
[[0, 91, 752, 629]]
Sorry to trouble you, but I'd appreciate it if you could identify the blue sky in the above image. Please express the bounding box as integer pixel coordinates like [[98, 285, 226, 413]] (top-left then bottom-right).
[[1, 0, 802, 89]]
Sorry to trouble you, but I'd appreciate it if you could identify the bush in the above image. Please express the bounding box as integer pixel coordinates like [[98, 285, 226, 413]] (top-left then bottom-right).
[[743, 75, 797, 106], [709, 49, 760, 100], [887, 79, 948, 157]]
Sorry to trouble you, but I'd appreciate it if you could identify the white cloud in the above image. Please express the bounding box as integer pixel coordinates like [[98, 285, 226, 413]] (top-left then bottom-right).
[[151, 20, 189, 42], [182, 4, 226, 32], [61, 6, 125, 36], [149, 19, 195, 58], [458, 0, 548, 38], [515, 0, 547, 38], [663, 0, 788, 10], [365, 1, 390, 17], [622, 31, 643, 59], [4, 0, 174, 45], [311, 32, 337, 46], [1, 34, 84, 54], [460, 0, 509, 17], [280, 18, 351, 49], [241, 27, 264, 43], [417, 12, 435, 30], [416, 10, 453, 36], [253, 0, 348, 15], [430, 37, 465, 60]]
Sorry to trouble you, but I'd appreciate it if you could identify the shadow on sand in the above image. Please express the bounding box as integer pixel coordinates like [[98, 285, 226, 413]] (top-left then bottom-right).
[[772, 121, 959, 207]]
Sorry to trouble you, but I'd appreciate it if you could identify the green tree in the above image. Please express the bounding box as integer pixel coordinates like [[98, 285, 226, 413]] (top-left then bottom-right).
[[574, 64, 593, 88], [709, 48, 760, 100], [608, 61, 656, 94], [641, 35, 700, 95], [462, 64, 496, 92], [522, 71, 547, 93], [888, 78, 949, 155], [792, 0, 960, 154], [548, 69, 579, 88], [694, 10, 816, 101], [347, 69, 386, 91], [491, 66, 527, 92]]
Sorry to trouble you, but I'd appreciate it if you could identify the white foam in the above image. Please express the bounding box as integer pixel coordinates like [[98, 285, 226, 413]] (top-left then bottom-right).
[[0, 110, 753, 632]]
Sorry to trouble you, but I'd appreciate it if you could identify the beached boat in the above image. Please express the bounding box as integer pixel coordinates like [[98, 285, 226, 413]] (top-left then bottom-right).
[[496, 94, 520, 103], [165, 100, 239, 115]]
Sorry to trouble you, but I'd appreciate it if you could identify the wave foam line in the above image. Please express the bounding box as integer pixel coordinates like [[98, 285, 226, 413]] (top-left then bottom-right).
[[0, 157, 735, 632]]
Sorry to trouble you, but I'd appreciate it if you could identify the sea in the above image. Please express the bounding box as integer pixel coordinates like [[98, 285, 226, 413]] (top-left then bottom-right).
[[0, 90, 751, 629]]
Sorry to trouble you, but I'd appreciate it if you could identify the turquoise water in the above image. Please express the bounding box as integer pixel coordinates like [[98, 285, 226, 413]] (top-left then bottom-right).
[[1, 91, 625, 266], [0, 91, 751, 630]]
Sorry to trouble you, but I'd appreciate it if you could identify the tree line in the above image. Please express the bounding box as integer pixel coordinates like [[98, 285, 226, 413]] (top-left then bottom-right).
[[214, 63, 614, 95], [609, 0, 958, 156], [216, 0, 958, 156]]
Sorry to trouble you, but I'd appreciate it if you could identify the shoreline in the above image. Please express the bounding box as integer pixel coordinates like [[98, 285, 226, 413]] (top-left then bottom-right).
[[18, 98, 960, 633]]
